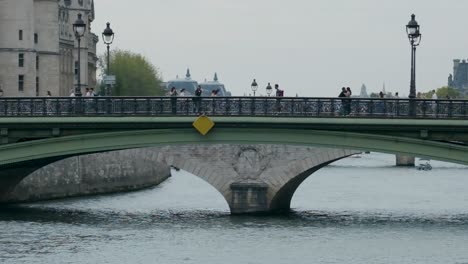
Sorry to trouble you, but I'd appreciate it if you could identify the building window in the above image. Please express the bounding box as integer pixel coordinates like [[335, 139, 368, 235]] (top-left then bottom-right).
[[36, 77, 40, 96], [19, 30, 23, 40], [34, 33, 38, 44], [18, 75, 25, 92], [36, 55, 39, 70], [18, 53, 24, 67]]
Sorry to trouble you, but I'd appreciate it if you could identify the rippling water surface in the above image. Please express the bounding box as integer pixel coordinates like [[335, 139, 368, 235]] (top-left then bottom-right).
[[1, 153, 468, 264]]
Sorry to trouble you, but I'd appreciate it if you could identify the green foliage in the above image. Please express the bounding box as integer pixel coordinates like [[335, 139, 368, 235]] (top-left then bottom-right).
[[99, 50, 164, 96], [418, 91, 432, 99], [420, 86, 461, 99], [436, 86, 460, 99]]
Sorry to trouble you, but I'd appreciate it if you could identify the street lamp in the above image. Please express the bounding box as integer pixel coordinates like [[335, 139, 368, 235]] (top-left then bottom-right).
[[406, 14, 421, 100], [73, 13, 86, 97], [266, 83, 272, 96], [251, 79, 258, 96], [102, 22, 114, 96]]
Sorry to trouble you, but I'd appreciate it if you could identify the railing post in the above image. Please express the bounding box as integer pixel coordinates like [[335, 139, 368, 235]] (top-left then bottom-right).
[[302, 98, 307, 116], [290, 99, 295, 116], [409, 99, 416, 117], [146, 98, 151, 115], [211, 98, 216, 115], [133, 98, 137, 115], [251, 98, 255, 116], [55, 98, 60, 116], [30, 99, 34, 116], [448, 100, 453, 118], [3, 99, 7, 116], [316, 99, 321, 116], [16, 99, 20, 117], [464, 101, 467, 118], [42, 98, 47, 116], [77, 97, 84, 116], [225, 97, 230, 115], [106, 97, 111, 114], [421, 100, 426, 117], [383, 99, 387, 116], [396, 100, 400, 117], [93, 97, 98, 115], [330, 98, 335, 116], [355, 99, 361, 116]]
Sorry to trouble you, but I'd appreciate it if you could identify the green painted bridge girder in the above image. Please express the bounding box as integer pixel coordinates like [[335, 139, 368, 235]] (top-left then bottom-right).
[[0, 127, 467, 168], [1, 116, 468, 144]]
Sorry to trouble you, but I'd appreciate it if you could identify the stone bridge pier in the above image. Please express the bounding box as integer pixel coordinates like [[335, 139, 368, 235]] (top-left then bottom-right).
[[154, 144, 356, 214]]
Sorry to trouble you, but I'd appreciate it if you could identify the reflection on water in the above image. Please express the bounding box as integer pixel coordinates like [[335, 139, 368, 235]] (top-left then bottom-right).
[[1, 153, 468, 264]]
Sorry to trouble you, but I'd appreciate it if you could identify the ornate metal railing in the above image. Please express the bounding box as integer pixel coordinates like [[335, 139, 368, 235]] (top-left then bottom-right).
[[0, 96, 467, 119]]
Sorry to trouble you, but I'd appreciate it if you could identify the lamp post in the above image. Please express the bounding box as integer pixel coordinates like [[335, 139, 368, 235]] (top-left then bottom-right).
[[251, 79, 258, 96], [266, 83, 272, 96], [73, 14, 86, 97], [406, 14, 421, 99], [102, 22, 114, 96], [406, 14, 421, 116]]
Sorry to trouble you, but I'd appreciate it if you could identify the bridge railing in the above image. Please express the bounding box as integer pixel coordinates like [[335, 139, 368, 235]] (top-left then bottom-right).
[[0, 97, 467, 119]]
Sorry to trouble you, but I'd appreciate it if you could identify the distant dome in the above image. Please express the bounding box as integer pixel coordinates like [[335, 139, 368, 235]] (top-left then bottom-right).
[[199, 73, 228, 96], [166, 68, 198, 95]]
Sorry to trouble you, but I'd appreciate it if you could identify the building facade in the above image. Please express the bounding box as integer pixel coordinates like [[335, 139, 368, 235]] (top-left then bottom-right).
[[0, 0, 98, 97], [448, 59, 468, 95]]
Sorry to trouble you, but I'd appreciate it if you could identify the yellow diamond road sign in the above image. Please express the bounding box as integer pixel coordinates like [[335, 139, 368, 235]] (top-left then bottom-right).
[[193, 116, 215, 136]]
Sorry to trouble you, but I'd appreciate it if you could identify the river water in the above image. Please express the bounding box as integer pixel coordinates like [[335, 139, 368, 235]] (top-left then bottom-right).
[[1, 153, 468, 264]]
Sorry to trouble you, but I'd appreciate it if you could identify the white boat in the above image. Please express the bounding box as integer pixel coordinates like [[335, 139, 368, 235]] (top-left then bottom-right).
[[417, 159, 432, 171]]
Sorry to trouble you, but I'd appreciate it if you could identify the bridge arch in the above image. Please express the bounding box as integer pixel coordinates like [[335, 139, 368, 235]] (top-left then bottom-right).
[[130, 144, 355, 214], [1, 128, 467, 214]]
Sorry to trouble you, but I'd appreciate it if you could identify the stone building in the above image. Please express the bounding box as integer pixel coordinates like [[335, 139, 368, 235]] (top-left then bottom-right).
[[199, 73, 230, 96], [0, 0, 98, 97], [448, 59, 468, 95]]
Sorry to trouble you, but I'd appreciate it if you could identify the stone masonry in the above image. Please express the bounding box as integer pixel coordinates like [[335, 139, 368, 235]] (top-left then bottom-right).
[[151, 144, 356, 214], [2, 148, 170, 202]]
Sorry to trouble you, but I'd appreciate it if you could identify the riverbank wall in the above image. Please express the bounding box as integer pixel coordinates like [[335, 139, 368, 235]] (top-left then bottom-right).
[[1, 148, 171, 203]]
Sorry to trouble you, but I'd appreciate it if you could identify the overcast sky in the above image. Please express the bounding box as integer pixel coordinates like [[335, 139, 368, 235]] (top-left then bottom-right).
[[93, 0, 467, 97]]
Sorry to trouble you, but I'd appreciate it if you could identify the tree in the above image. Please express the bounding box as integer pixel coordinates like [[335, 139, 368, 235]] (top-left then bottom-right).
[[98, 50, 164, 96], [420, 86, 460, 99], [435, 86, 460, 99]]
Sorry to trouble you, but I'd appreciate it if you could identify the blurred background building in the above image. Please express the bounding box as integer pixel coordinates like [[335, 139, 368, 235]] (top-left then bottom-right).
[[0, 0, 98, 97]]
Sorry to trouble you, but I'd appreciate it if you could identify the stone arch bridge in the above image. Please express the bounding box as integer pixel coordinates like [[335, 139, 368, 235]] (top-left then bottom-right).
[[0, 116, 467, 214], [152, 144, 356, 214]]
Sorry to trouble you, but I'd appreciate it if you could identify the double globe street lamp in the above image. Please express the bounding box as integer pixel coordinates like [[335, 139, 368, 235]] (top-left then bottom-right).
[[102, 22, 115, 96], [73, 14, 86, 97]]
